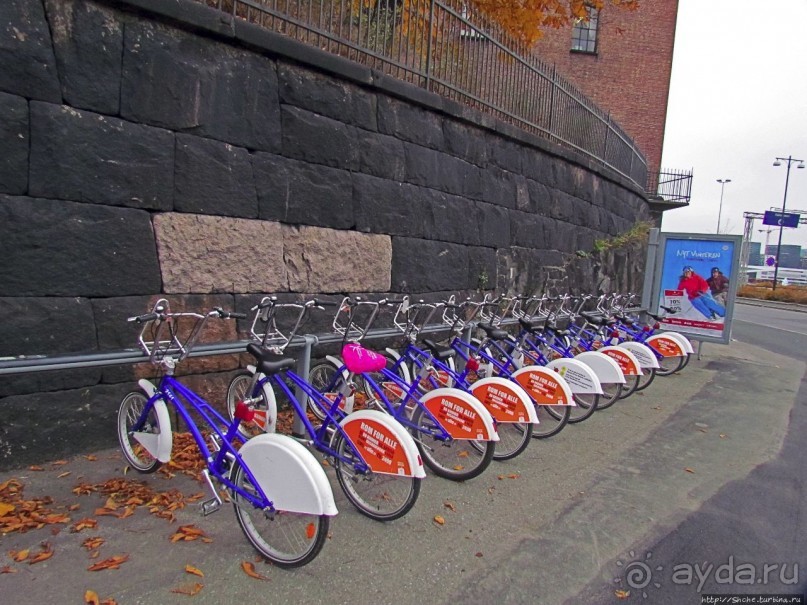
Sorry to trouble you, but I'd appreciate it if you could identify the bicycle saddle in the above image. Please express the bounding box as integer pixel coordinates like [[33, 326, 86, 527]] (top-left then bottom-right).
[[342, 343, 387, 373], [246, 343, 296, 375], [421, 339, 455, 361], [478, 323, 510, 341], [518, 317, 546, 333]]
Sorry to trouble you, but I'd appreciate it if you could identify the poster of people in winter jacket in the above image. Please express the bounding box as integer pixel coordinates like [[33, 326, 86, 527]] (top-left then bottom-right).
[[655, 234, 741, 343]]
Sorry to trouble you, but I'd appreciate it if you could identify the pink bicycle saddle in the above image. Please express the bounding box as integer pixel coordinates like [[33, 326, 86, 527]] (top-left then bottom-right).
[[342, 343, 387, 373]]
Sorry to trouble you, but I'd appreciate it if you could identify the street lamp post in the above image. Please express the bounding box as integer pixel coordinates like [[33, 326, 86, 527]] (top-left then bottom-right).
[[771, 156, 805, 290], [716, 178, 731, 233]]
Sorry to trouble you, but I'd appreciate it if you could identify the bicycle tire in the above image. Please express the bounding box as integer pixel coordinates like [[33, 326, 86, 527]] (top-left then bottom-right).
[[655, 355, 685, 376], [617, 374, 642, 399], [231, 463, 329, 568], [491, 422, 533, 461], [226, 370, 277, 439], [594, 382, 623, 411], [568, 392, 600, 422], [679, 352, 692, 370], [333, 432, 421, 521], [117, 391, 164, 473], [634, 367, 656, 392], [410, 406, 494, 481], [531, 404, 571, 439], [308, 361, 343, 421]]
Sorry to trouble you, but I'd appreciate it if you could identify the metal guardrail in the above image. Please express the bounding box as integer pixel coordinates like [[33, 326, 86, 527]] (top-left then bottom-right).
[[198, 0, 648, 188], [0, 325, 452, 376]]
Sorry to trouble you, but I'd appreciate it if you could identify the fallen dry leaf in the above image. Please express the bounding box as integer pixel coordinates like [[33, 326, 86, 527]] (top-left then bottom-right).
[[82, 537, 105, 551], [684, 467, 695, 474], [87, 554, 129, 572], [84, 455, 98, 462], [1, 565, 18, 574], [85, 590, 101, 605], [28, 466, 44, 471], [0, 502, 14, 516], [241, 561, 270, 581], [57, 471, 72, 478], [51, 460, 69, 467], [28, 542, 54, 564], [10, 549, 29, 562], [615, 588, 630, 599], [170, 583, 204, 596], [185, 565, 204, 578], [72, 518, 99, 533], [452, 465, 465, 471], [475, 552, 483, 557], [443, 501, 457, 512], [433, 515, 446, 525]]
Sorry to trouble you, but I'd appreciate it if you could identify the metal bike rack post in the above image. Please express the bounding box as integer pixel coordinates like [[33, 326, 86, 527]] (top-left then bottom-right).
[[293, 334, 318, 436]]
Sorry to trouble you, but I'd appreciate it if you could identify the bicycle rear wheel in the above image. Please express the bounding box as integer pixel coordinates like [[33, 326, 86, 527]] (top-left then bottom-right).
[[531, 404, 570, 438], [492, 422, 532, 461], [333, 433, 420, 521], [569, 392, 599, 423], [226, 371, 276, 439], [594, 382, 623, 410], [410, 406, 494, 481], [117, 391, 164, 473], [308, 361, 343, 421], [231, 463, 329, 568], [618, 374, 642, 399], [634, 367, 656, 391], [655, 355, 685, 376]]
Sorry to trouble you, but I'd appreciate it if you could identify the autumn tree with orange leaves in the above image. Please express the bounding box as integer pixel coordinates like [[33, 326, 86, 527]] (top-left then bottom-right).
[[468, 0, 640, 45]]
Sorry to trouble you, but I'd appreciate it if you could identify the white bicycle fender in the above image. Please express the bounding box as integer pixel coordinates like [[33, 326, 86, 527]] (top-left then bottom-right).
[[575, 351, 627, 384], [471, 377, 539, 423], [135, 379, 172, 463], [597, 346, 644, 376], [384, 348, 412, 383], [645, 333, 686, 357], [511, 366, 576, 406], [325, 355, 350, 380], [545, 358, 603, 394], [661, 331, 695, 355], [418, 388, 499, 441], [239, 433, 338, 516], [617, 342, 660, 369], [340, 410, 426, 479]]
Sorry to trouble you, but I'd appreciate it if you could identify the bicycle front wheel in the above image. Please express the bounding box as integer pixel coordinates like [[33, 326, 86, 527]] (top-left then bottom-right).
[[492, 422, 533, 461], [117, 391, 165, 473], [231, 463, 329, 568], [333, 433, 420, 521], [411, 406, 494, 481], [531, 404, 570, 439]]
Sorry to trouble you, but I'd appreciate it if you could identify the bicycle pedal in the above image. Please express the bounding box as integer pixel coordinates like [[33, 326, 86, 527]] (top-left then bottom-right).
[[199, 498, 221, 516]]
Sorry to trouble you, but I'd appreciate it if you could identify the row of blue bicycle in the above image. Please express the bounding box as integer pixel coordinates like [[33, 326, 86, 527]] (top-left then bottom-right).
[[117, 292, 693, 567]]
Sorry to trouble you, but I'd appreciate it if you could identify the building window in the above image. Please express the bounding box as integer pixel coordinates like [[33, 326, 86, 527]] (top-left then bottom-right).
[[571, 7, 599, 54]]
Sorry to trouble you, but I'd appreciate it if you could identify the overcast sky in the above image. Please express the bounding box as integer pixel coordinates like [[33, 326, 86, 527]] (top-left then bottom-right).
[[659, 0, 807, 250]]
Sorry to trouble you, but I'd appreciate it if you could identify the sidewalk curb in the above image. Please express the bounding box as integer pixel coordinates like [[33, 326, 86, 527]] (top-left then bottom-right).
[[737, 297, 807, 313]]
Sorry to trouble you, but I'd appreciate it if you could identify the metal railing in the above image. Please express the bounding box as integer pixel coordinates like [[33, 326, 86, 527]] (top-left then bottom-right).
[[646, 168, 693, 204], [198, 0, 648, 188]]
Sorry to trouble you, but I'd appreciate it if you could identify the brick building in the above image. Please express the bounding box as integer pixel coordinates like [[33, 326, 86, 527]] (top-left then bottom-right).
[[532, 0, 679, 184]]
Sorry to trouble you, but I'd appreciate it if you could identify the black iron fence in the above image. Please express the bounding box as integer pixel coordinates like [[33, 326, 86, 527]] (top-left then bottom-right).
[[646, 168, 693, 204], [198, 0, 649, 188]]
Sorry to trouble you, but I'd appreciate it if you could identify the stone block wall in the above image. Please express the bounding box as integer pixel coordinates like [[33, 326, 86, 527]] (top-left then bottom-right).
[[0, 0, 651, 468]]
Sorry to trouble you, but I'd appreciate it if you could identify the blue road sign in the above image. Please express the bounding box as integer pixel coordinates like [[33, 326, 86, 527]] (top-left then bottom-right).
[[763, 211, 800, 228]]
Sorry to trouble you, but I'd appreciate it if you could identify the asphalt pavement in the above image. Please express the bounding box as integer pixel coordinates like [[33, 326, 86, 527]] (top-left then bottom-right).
[[0, 300, 804, 605]]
